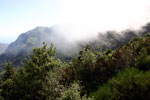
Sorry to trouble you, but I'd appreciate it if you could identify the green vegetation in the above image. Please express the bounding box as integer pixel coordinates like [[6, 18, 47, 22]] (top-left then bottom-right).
[[90, 68, 150, 100], [0, 35, 150, 100]]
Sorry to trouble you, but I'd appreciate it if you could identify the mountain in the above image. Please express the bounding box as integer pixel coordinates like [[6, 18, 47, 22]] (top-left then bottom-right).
[[5, 26, 82, 59], [6, 26, 56, 54], [0, 43, 8, 55], [0, 22, 150, 70], [0, 26, 82, 69]]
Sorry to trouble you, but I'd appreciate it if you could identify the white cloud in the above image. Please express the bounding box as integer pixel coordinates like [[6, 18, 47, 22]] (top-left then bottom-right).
[[59, 0, 150, 31]]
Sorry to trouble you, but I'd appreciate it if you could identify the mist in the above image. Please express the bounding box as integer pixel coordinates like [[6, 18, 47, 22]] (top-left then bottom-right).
[[58, 0, 150, 38], [51, 0, 150, 50]]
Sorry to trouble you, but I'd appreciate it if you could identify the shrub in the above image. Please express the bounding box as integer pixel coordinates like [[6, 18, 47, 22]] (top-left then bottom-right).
[[136, 48, 150, 70], [60, 82, 93, 100], [91, 68, 150, 100]]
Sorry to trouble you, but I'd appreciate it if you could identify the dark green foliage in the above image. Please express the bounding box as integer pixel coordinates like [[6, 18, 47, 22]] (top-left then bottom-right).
[[135, 48, 150, 70], [64, 35, 150, 96], [16, 43, 63, 100], [2, 61, 16, 80], [91, 68, 150, 100], [90, 84, 111, 100], [0, 61, 17, 100], [0, 43, 69, 100], [1, 79, 15, 100], [72, 46, 97, 94]]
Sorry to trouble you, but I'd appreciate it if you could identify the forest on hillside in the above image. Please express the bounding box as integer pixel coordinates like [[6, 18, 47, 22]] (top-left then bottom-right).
[[0, 34, 150, 100]]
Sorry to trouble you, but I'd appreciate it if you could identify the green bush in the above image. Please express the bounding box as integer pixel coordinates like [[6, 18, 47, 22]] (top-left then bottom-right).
[[136, 48, 150, 70], [91, 68, 150, 100], [90, 84, 111, 100]]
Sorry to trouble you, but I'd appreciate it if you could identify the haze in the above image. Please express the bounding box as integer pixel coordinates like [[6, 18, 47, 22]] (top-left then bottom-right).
[[0, 0, 150, 43]]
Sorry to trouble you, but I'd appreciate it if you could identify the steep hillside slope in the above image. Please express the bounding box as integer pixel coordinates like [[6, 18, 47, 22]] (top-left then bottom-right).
[[0, 43, 8, 55]]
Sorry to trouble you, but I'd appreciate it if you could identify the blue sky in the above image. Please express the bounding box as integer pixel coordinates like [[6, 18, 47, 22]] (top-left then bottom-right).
[[0, 0, 150, 43], [0, 0, 60, 43]]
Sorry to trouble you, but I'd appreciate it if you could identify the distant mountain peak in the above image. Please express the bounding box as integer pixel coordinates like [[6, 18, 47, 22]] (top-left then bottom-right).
[[5, 25, 80, 56]]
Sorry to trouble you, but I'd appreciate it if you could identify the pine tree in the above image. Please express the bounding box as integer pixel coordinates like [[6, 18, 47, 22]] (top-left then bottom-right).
[[2, 61, 16, 80], [17, 43, 62, 100], [0, 61, 17, 100]]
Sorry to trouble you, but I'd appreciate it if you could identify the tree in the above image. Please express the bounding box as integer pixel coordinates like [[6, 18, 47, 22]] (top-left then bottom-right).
[[0, 61, 17, 100], [15, 43, 63, 100], [60, 82, 93, 100], [41, 67, 65, 100], [72, 46, 97, 94], [2, 61, 16, 80]]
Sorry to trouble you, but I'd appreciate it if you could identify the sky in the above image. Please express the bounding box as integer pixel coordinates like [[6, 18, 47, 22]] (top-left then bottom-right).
[[0, 0, 150, 43]]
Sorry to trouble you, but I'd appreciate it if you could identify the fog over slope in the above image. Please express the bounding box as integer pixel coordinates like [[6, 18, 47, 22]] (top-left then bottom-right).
[[5, 25, 83, 58], [5, 22, 150, 56]]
